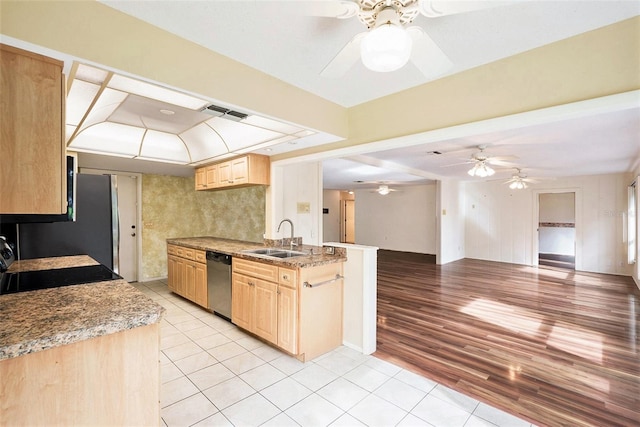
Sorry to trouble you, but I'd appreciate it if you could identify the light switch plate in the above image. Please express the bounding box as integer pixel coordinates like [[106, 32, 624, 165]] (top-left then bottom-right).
[[297, 202, 310, 214]]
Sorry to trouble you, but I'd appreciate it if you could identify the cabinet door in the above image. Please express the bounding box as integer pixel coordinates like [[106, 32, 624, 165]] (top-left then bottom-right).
[[205, 164, 218, 188], [278, 286, 298, 354], [232, 273, 252, 330], [1, 44, 65, 214], [195, 167, 206, 190], [230, 157, 249, 185], [254, 279, 278, 344], [194, 262, 208, 308], [167, 255, 178, 291], [218, 161, 232, 185], [175, 258, 186, 296], [184, 260, 196, 300]]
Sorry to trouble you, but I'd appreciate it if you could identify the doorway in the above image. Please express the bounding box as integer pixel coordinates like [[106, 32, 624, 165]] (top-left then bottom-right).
[[341, 199, 355, 244], [537, 191, 576, 269], [81, 169, 141, 282]]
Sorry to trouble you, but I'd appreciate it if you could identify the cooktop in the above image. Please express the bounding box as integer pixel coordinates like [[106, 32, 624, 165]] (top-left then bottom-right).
[[0, 264, 121, 295]]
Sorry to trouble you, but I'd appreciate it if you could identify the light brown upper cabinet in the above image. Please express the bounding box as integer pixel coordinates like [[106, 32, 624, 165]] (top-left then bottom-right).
[[0, 44, 66, 214], [196, 164, 218, 190], [195, 154, 269, 191]]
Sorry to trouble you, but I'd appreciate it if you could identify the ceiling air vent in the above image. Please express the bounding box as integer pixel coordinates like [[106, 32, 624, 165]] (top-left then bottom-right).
[[201, 104, 249, 121]]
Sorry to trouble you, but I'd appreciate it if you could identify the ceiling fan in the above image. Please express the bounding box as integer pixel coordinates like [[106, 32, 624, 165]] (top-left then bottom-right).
[[503, 168, 552, 189], [370, 184, 400, 195], [310, 0, 508, 77], [442, 145, 519, 177]]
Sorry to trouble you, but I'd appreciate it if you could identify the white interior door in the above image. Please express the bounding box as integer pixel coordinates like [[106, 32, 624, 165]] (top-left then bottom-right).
[[116, 175, 138, 282]]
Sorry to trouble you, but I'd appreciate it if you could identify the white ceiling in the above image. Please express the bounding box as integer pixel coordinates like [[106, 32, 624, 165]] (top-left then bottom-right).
[[94, 0, 639, 190], [100, 0, 639, 107], [7, 1, 638, 187]]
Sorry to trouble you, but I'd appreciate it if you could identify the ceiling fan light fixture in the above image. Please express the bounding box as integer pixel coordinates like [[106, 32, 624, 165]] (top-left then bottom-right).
[[360, 23, 412, 72], [377, 185, 391, 195], [467, 162, 495, 178], [509, 179, 527, 190]]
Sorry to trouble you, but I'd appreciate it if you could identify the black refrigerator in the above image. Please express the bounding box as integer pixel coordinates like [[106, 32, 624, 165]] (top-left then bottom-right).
[[16, 174, 119, 271]]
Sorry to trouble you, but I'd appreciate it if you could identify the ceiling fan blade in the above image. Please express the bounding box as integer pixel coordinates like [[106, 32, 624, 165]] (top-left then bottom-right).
[[419, 0, 513, 18], [406, 26, 453, 79], [320, 32, 366, 78], [294, 0, 359, 18], [441, 160, 474, 168], [488, 159, 519, 168]]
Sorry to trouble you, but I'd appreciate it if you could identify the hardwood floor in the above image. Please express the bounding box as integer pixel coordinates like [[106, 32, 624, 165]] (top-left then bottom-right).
[[374, 250, 640, 427]]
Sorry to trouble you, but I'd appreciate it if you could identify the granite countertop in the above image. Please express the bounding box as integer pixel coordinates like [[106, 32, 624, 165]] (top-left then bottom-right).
[[7, 255, 99, 273], [166, 237, 347, 268], [0, 257, 165, 361]]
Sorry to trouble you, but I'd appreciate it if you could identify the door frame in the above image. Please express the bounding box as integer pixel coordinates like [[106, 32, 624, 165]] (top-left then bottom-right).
[[532, 187, 581, 270], [80, 168, 142, 282], [341, 199, 355, 244]]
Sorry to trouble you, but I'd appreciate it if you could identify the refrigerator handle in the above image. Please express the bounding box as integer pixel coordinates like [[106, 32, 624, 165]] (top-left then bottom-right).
[[110, 175, 120, 275]]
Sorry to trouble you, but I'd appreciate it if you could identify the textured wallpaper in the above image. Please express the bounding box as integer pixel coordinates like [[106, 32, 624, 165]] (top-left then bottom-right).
[[141, 174, 266, 279]]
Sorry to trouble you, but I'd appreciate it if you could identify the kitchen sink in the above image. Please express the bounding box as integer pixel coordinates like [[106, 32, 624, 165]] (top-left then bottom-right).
[[242, 248, 307, 258]]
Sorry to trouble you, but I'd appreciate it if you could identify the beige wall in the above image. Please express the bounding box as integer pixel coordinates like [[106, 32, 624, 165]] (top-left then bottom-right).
[[141, 175, 265, 279], [465, 173, 632, 276], [354, 184, 437, 254]]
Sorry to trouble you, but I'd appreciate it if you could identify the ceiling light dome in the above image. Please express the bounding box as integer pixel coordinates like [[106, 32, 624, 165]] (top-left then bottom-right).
[[360, 22, 412, 72], [468, 161, 495, 178], [377, 185, 391, 195]]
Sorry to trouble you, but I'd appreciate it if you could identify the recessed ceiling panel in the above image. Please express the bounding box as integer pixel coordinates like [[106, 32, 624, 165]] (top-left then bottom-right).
[[108, 74, 209, 110], [75, 63, 109, 85], [206, 117, 284, 151], [78, 88, 128, 132], [109, 94, 209, 133], [139, 130, 191, 163], [180, 123, 229, 162], [69, 122, 144, 157], [66, 80, 100, 126], [241, 115, 305, 134]]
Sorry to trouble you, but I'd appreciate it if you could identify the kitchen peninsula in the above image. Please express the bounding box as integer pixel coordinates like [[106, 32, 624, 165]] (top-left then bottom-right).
[[167, 237, 346, 361], [0, 255, 165, 426]]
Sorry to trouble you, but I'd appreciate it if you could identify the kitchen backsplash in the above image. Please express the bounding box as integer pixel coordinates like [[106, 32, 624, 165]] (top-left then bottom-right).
[[142, 174, 265, 279]]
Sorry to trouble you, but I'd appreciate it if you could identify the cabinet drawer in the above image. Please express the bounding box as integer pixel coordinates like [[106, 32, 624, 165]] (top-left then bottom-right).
[[278, 267, 297, 288], [194, 250, 206, 263], [233, 258, 279, 282], [167, 244, 178, 256], [183, 248, 195, 260]]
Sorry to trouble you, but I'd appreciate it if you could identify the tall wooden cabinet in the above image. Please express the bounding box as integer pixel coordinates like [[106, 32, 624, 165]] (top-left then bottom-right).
[[0, 44, 66, 214]]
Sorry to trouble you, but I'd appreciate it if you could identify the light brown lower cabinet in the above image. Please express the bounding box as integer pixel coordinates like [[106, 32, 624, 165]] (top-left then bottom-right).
[[167, 244, 208, 309], [0, 324, 160, 426], [232, 258, 343, 361]]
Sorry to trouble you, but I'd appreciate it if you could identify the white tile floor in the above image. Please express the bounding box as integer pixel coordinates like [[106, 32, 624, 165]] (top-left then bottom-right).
[[133, 280, 535, 427]]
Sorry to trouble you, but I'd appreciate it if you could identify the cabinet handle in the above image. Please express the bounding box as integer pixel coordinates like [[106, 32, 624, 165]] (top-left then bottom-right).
[[304, 274, 344, 288]]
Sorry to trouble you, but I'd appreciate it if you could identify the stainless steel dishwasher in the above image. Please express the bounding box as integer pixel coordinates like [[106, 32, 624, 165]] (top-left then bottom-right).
[[206, 251, 232, 321]]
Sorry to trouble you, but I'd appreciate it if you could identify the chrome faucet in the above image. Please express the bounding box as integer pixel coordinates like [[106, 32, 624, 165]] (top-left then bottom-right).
[[277, 218, 296, 250]]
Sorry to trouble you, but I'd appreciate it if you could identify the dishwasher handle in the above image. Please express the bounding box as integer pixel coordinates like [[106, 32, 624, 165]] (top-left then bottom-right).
[[206, 251, 232, 265]]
